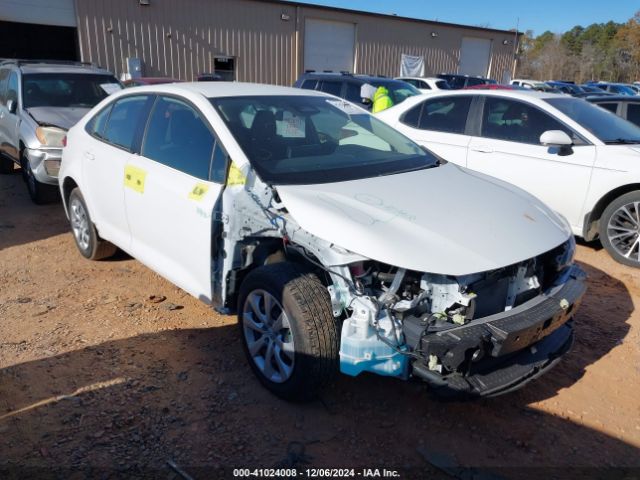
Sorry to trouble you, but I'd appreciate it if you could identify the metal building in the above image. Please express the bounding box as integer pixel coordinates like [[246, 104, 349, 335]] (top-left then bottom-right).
[[1, 0, 520, 84]]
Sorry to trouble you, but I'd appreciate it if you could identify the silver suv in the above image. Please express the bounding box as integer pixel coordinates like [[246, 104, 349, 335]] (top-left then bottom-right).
[[0, 60, 121, 203]]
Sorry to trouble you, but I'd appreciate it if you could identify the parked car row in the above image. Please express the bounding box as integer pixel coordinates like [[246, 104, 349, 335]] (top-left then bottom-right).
[[3, 59, 640, 403]]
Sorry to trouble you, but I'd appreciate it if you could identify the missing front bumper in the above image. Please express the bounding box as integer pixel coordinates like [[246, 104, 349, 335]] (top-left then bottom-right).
[[409, 266, 586, 397]]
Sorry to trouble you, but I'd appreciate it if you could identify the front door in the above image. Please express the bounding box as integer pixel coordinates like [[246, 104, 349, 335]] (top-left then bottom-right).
[[467, 97, 596, 230], [124, 95, 227, 302]]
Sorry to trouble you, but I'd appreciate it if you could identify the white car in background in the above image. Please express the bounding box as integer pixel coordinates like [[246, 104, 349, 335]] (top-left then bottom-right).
[[59, 83, 585, 400], [377, 90, 640, 267], [395, 76, 451, 94]]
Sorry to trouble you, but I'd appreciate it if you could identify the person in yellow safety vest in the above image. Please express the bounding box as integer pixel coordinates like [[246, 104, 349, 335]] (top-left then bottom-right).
[[371, 86, 394, 113]]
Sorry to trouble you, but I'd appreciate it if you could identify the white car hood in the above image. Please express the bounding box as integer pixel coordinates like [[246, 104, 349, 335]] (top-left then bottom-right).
[[277, 163, 571, 275]]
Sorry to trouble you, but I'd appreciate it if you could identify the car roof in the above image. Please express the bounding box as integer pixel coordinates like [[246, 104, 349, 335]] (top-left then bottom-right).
[[396, 76, 443, 82], [0, 60, 114, 76], [301, 72, 404, 83], [119, 81, 330, 98], [410, 88, 559, 101], [587, 95, 640, 102]]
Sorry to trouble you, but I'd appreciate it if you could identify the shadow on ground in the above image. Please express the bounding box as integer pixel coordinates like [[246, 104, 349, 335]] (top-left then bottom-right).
[[0, 169, 67, 251], [0, 258, 636, 479]]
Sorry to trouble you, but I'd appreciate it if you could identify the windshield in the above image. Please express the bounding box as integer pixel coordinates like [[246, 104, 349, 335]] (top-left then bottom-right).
[[546, 97, 640, 144], [369, 80, 420, 104], [211, 95, 438, 185], [22, 73, 121, 109]]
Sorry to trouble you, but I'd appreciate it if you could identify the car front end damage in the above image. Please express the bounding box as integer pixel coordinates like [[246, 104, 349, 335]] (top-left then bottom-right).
[[219, 171, 585, 398], [327, 238, 585, 397]]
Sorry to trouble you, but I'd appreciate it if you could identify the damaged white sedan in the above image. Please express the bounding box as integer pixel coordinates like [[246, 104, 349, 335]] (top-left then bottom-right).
[[59, 83, 586, 401]]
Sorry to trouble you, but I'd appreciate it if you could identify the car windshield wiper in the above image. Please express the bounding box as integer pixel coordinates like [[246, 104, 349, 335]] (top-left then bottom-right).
[[604, 138, 640, 145]]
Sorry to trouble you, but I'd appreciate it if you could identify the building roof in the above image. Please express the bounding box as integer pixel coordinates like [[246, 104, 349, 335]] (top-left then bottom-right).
[[266, 0, 522, 36]]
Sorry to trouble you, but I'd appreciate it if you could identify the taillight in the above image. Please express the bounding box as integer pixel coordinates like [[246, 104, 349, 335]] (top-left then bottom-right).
[[62, 136, 67, 147]]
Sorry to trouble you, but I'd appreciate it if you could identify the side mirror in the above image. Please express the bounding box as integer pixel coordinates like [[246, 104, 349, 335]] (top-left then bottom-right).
[[6, 99, 17, 115], [540, 130, 572, 147]]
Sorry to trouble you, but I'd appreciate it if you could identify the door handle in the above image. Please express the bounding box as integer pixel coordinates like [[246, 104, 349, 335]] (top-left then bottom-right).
[[0, 111, 4, 119], [83, 151, 95, 160], [470, 146, 494, 153]]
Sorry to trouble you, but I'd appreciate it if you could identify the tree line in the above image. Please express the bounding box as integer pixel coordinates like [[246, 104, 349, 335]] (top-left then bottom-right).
[[516, 11, 640, 83]]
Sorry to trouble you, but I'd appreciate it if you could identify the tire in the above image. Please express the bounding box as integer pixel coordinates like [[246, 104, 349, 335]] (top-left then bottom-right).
[[21, 153, 59, 204], [237, 263, 339, 402], [0, 155, 14, 174], [599, 190, 640, 268], [68, 188, 117, 260]]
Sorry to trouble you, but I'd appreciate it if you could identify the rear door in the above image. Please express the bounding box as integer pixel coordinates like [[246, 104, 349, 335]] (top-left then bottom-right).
[[467, 96, 596, 229], [0, 70, 21, 160], [124, 95, 227, 302], [392, 95, 474, 166], [81, 94, 152, 249]]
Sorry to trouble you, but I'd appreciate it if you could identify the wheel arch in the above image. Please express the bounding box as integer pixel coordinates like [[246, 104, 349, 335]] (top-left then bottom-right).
[[583, 183, 640, 241], [61, 176, 79, 218]]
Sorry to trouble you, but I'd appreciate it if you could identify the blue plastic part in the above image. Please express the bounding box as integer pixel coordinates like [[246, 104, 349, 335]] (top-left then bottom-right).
[[339, 334, 408, 377]]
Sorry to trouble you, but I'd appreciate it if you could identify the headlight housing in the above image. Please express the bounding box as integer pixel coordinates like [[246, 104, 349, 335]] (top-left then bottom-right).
[[35, 126, 67, 147], [554, 236, 576, 272]]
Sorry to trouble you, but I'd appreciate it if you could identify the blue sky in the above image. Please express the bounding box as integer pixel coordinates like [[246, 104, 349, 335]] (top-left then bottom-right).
[[284, 1, 637, 36]]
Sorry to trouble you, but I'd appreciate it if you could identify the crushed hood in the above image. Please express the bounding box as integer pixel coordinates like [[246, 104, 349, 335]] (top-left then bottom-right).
[[27, 107, 91, 130], [277, 163, 571, 275]]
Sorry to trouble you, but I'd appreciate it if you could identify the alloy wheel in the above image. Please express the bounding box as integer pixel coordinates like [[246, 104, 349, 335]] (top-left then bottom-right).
[[70, 197, 91, 251], [242, 289, 295, 383], [607, 201, 640, 262]]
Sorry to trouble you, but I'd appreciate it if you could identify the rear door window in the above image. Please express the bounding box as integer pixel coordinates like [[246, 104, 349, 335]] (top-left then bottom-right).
[[142, 96, 216, 180], [6, 72, 19, 104], [627, 103, 640, 127], [0, 69, 9, 104], [86, 105, 113, 139], [596, 102, 619, 114], [344, 82, 363, 103], [417, 96, 472, 134], [300, 79, 318, 90], [103, 96, 149, 151], [318, 80, 343, 97]]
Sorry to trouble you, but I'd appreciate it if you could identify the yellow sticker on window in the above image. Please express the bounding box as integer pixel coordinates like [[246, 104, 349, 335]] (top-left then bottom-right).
[[124, 165, 147, 193], [188, 182, 209, 201], [227, 162, 246, 186]]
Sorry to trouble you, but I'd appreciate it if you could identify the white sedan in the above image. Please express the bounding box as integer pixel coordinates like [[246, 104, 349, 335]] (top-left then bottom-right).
[[59, 83, 585, 400], [377, 89, 640, 267], [395, 76, 451, 94]]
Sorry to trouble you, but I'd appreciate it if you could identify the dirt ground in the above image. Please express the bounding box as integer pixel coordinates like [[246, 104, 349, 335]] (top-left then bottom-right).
[[1, 168, 639, 480]]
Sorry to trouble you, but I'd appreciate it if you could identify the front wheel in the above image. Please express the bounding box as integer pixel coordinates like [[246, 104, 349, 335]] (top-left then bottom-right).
[[21, 153, 58, 204], [68, 188, 117, 260], [599, 191, 640, 268], [237, 263, 339, 401]]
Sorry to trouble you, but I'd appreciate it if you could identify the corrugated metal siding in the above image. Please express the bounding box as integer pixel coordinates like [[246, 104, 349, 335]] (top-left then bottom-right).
[[75, 0, 297, 82], [75, 0, 517, 84]]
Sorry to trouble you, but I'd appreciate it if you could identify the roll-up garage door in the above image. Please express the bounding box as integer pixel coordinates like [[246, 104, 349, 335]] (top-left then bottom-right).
[[304, 19, 355, 73], [458, 37, 492, 77], [0, 0, 76, 27], [0, 0, 77, 59]]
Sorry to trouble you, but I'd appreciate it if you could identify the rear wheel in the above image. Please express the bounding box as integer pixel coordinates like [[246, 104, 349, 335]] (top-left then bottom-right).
[[599, 191, 640, 268], [68, 188, 117, 260], [237, 263, 339, 401], [21, 153, 58, 204]]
